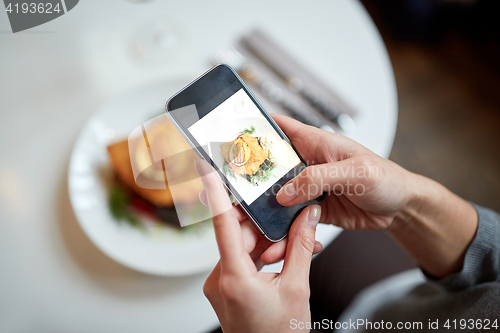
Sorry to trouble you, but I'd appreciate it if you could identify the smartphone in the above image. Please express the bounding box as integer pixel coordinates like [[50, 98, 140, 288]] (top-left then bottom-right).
[[165, 64, 323, 241]]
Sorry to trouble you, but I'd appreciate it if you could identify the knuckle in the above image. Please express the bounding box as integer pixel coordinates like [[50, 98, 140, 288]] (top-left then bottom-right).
[[203, 279, 214, 299], [356, 155, 375, 171], [354, 155, 381, 186]]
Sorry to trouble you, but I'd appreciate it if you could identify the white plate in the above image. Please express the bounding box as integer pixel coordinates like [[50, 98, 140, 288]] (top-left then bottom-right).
[[68, 78, 219, 276]]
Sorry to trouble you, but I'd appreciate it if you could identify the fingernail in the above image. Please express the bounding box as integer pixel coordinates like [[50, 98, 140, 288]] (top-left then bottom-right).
[[277, 182, 297, 205], [308, 205, 321, 227]]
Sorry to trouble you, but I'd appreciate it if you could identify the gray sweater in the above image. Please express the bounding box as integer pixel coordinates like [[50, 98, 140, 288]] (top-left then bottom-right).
[[336, 204, 500, 333]]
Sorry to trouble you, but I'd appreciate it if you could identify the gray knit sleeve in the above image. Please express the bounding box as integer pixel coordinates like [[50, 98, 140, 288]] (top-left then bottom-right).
[[433, 203, 500, 291]]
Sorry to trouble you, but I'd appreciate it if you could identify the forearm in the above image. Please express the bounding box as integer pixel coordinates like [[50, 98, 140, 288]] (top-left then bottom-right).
[[388, 173, 478, 278]]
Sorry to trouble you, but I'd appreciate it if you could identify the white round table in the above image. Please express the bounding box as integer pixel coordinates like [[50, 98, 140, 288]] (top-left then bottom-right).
[[0, 1, 397, 332]]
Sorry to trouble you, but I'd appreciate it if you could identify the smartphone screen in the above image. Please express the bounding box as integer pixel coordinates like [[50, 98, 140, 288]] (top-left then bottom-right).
[[166, 65, 322, 241]]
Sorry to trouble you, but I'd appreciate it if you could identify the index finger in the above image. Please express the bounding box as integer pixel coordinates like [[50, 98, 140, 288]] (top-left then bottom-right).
[[271, 114, 326, 163], [194, 159, 253, 274]]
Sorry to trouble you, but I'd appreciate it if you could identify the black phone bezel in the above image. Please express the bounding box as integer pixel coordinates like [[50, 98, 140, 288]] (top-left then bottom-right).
[[166, 64, 322, 241]]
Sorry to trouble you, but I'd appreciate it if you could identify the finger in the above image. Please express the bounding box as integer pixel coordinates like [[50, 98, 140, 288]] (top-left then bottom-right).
[[250, 242, 268, 271], [270, 114, 334, 163], [271, 114, 325, 164], [243, 221, 275, 268], [240, 220, 260, 254], [195, 159, 250, 274], [271, 114, 365, 164], [276, 158, 362, 206], [261, 238, 322, 265], [281, 205, 321, 285], [261, 238, 287, 264], [230, 205, 249, 222], [201, 186, 275, 262], [314, 241, 323, 254]]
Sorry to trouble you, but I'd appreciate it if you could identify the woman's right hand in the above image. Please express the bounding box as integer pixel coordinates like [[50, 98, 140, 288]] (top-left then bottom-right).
[[273, 114, 418, 231]]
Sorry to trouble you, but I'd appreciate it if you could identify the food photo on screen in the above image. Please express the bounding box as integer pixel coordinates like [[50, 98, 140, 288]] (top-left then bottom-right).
[[188, 88, 302, 205]]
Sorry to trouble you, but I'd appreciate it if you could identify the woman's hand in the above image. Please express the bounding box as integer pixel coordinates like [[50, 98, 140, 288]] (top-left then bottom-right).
[[195, 159, 321, 333], [273, 114, 478, 278], [273, 114, 415, 230], [197, 191, 322, 268]]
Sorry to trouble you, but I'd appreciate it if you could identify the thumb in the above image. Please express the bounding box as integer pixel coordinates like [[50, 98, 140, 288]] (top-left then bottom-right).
[[276, 158, 358, 206], [281, 205, 321, 285]]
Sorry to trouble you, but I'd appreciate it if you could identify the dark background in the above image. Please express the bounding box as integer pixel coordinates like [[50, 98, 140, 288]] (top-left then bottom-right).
[[362, 0, 500, 212], [307, 1, 500, 330]]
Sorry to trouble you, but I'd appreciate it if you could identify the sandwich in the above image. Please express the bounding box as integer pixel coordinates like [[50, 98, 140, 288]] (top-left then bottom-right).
[[107, 116, 204, 228]]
